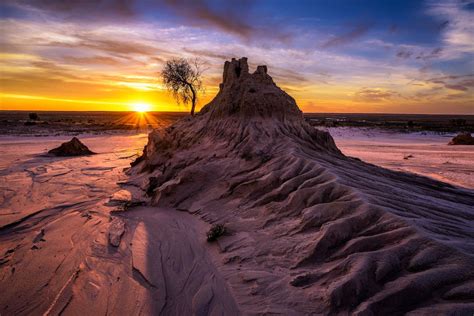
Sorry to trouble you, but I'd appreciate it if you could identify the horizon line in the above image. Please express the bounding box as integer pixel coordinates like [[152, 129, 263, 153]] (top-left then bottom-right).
[[1, 109, 473, 116]]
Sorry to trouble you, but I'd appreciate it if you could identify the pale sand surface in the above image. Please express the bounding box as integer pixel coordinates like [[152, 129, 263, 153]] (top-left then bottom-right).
[[0, 134, 147, 227], [329, 127, 474, 189]]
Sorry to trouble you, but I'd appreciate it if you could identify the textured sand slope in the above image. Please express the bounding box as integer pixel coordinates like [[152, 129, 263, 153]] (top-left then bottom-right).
[[130, 58, 474, 315]]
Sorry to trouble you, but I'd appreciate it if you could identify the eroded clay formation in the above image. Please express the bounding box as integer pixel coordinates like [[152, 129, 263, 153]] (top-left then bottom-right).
[[130, 58, 474, 314]]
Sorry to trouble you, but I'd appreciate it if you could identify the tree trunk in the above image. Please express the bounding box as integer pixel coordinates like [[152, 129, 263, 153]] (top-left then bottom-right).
[[189, 84, 196, 116]]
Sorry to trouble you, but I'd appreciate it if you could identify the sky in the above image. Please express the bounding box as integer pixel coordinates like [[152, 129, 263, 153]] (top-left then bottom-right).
[[0, 0, 473, 114]]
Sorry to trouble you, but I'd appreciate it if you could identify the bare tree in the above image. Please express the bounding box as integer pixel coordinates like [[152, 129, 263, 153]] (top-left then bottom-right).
[[161, 58, 204, 116]]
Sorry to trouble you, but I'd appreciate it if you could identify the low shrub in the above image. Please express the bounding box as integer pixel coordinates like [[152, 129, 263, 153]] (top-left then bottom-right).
[[29, 112, 39, 120], [206, 224, 226, 242]]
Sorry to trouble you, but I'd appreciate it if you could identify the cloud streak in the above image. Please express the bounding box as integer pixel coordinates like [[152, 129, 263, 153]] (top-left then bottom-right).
[[354, 88, 400, 102], [321, 23, 372, 49], [9, 0, 137, 20], [426, 74, 474, 91], [163, 0, 254, 38], [427, 0, 474, 59], [161, 0, 291, 42]]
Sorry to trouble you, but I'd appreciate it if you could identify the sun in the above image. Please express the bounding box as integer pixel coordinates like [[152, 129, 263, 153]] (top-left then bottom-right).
[[131, 102, 151, 113]]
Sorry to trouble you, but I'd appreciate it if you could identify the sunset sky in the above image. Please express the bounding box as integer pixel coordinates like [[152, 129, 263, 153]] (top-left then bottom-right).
[[1, 0, 473, 113]]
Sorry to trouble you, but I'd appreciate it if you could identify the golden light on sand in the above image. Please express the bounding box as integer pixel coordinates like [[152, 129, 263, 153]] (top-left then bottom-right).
[[131, 102, 151, 113]]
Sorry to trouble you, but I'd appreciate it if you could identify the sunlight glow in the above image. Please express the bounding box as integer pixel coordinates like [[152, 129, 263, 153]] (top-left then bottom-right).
[[131, 102, 151, 113]]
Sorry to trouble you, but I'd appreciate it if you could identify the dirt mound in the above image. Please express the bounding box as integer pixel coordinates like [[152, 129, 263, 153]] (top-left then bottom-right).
[[449, 132, 474, 145], [130, 58, 474, 314], [48, 137, 95, 156]]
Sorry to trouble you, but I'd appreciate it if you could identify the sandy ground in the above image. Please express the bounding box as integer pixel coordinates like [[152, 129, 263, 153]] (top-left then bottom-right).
[[1, 128, 473, 314], [0, 133, 239, 315], [329, 127, 474, 189], [0, 134, 146, 314], [0, 134, 146, 228]]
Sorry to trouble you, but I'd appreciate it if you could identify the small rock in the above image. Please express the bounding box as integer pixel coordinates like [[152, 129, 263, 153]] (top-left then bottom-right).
[[107, 190, 132, 206], [449, 132, 474, 145], [108, 218, 125, 247], [48, 137, 95, 156]]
